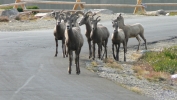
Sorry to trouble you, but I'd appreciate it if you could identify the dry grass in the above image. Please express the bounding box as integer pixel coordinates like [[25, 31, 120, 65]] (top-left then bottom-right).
[[0, 16, 9, 22], [169, 12, 177, 16], [129, 86, 142, 94], [103, 58, 122, 69], [17, 14, 38, 21], [131, 52, 142, 60], [133, 62, 170, 82], [119, 84, 142, 94], [91, 61, 98, 67]]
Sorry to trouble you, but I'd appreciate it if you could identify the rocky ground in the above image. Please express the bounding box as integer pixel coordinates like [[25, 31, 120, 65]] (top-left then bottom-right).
[[1, 13, 177, 100], [85, 38, 177, 100]]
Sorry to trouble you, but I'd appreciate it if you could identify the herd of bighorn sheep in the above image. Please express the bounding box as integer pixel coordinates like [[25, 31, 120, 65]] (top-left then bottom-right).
[[52, 10, 147, 74]]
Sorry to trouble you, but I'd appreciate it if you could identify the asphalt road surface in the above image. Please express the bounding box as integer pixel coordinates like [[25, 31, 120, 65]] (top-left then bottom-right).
[[1, 16, 177, 100]]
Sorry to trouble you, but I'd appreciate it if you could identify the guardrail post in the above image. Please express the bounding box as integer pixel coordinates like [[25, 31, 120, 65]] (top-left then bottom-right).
[[133, 0, 146, 14], [73, 0, 84, 10], [13, 0, 26, 10]]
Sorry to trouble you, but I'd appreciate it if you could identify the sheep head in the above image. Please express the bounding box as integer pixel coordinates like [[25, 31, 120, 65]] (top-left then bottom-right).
[[78, 11, 92, 26], [65, 13, 78, 30], [92, 16, 101, 31], [116, 13, 124, 25], [112, 20, 119, 32]]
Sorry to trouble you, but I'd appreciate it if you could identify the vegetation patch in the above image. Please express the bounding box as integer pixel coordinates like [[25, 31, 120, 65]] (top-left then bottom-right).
[[0, 16, 9, 22], [103, 58, 122, 69], [0, 6, 13, 10], [27, 6, 39, 14], [133, 46, 177, 82], [142, 46, 177, 74], [129, 86, 142, 94], [91, 61, 98, 67], [169, 12, 177, 16]]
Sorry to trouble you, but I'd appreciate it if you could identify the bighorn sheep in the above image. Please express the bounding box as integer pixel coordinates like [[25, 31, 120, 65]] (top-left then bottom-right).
[[78, 11, 94, 59], [112, 20, 127, 61], [52, 10, 66, 58], [117, 14, 147, 51], [62, 11, 83, 57], [65, 13, 84, 74], [90, 16, 110, 60], [79, 11, 103, 59]]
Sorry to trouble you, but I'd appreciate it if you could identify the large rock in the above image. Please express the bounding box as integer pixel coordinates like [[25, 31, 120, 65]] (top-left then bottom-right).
[[146, 9, 167, 16], [86, 9, 113, 14], [0, 9, 19, 18]]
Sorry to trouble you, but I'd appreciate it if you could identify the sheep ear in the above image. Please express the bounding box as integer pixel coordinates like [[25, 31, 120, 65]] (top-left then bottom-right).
[[119, 13, 121, 17]]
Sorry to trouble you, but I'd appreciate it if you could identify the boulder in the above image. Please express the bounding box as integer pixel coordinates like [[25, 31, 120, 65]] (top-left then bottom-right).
[[86, 9, 113, 14], [145, 9, 167, 16], [0, 9, 19, 18]]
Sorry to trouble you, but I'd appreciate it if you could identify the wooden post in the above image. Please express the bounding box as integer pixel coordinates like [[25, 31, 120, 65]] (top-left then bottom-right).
[[133, 0, 146, 14], [13, 0, 26, 10], [73, 0, 84, 10]]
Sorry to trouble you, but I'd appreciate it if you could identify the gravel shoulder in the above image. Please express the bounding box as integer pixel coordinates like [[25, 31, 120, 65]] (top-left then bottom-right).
[[1, 13, 177, 100]]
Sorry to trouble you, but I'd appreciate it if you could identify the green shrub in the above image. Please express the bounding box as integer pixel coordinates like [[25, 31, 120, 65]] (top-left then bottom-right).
[[26, 6, 39, 14], [141, 46, 177, 74], [27, 6, 39, 9], [17, 7, 23, 12]]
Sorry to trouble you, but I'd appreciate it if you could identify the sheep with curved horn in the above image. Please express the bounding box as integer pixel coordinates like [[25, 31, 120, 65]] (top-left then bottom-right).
[[112, 19, 127, 61], [117, 14, 147, 51], [78, 11, 94, 59], [52, 10, 67, 58], [90, 16, 110, 60], [65, 13, 84, 74]]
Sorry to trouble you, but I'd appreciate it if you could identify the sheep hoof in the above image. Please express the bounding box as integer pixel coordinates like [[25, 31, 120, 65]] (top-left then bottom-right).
[[68, 70, 71, 74], [92, 58, 95, 60], [54, 55, 57, 57], [76, 71, 80, 75], [68, 67, 71, 74], [89, 56, 92, 59]]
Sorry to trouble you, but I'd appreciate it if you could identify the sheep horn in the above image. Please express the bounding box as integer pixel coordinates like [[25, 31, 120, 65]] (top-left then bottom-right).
[[96, 16, 101, 21], [70, 13, 77, 18], [85, 11, 92, 16], [91, 12, 97, 20], [60, 9, 64, 13], [75, 11, 84, 16]]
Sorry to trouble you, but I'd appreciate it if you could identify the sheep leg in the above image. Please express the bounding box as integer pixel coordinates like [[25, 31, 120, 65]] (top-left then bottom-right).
[[114, 44, 117, 60], [104, 40, 108, 59], [97, 43, 100, 58], [62, 39, 65, 58], [117, 44, 120, 61], [123, 41, 127, 62], [101, 40, 107, 60], [55, 38, 58, 57], [112, 43, 116, 60], [65, 45, 68, 57], [68, 50, 73, 74], [75, 49, 81, 75], [126, 38, 129, 47], [92, 42, 96, 60], [139, 34, 147, 50], [98, 43, 102, 59], [136, 36, 141, 51], [88, 40, 92, 59]]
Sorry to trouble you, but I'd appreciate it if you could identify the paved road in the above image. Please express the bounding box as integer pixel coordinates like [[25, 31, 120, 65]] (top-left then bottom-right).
[[1, 16, 177, 100]]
